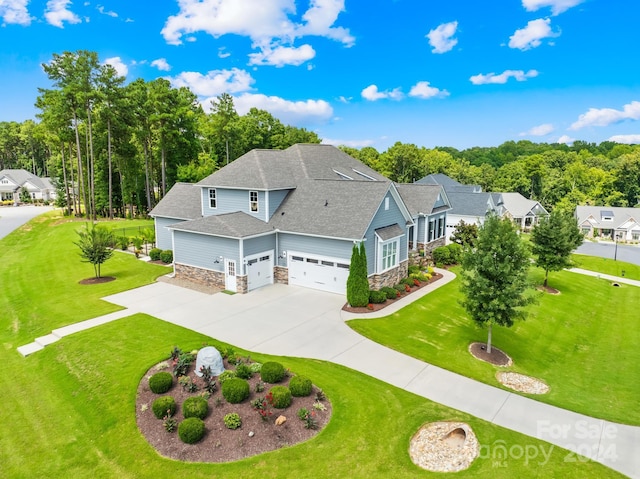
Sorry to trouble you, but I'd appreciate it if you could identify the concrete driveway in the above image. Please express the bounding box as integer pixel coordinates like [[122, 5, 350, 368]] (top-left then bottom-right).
[[0, 205, 53, 240]]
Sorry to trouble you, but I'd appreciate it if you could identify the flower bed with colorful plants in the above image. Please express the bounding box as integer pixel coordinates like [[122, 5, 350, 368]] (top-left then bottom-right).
[[136, 346, 331, 463]]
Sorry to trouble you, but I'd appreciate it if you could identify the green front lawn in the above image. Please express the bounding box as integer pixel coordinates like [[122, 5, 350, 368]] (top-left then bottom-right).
[[572, 253, 640, 280], [349, 265, 640, 425]]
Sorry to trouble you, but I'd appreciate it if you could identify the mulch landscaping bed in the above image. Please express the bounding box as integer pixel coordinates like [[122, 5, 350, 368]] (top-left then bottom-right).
[[342, 272, 443, 314], [136, 358, 332, 463], [78, 276, 116, 285], [468, 342, 512, 367]]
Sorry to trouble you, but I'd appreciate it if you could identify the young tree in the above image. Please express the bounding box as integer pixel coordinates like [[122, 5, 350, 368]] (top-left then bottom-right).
[[346, 242, 370, 307], [450, 220, 479, 248], [460, 215, 533, 353], [531, 210, 584, 288], [75, 223, 114, 278]]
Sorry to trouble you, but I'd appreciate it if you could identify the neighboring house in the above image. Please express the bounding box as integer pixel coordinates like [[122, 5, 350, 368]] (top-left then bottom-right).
[[575, 206, 640, 242], [0, 169, 57, 203], [492, 192, 549, 231], [151, 144, 450, 294]]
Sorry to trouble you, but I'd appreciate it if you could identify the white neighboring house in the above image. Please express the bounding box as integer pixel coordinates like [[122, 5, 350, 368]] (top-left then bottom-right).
[[492, 192, 549, 231], [575, 206, 640, 242], [0, 169, 57, 204]]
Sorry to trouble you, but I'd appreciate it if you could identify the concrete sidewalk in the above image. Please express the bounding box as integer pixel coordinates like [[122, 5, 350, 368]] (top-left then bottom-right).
[[568, 267, 640, 287], [17, 270, 640, 477]]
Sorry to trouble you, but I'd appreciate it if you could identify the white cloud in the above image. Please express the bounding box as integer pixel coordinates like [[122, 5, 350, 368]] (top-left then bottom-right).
[[361, 84, 403, 101], [426, 21, 458, 54], [570, 101, 640, 130], [321, 138, 375, 148], [608, 134, 640, 144], [218, 47, 231, 59], [232, 93, 333, 125], [519, 123, 554, 136], [0, 0, 32, 25], [169, 68, 255, 96], [469, 69, 539, 85], [556, 134, 575, 144], [104, 57, 128, 77], [508, 18, 559, 50], [151, 58, 171, 71], [97, 5, 117, 17], [161, 0, 352, 67], [522, 0, 585, 15], [408, 81, 449, 99], [337, 95, 352, 103], [45, 0, 81, 28], [248, 43, 315, 67]]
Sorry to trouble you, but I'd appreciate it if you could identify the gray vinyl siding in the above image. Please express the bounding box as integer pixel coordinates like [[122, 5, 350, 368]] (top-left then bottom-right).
[[417, 216, 426, 244], [267, 189, 290, 219], [364, 194, 408, 274], [155, 217, 184, 250], [434, 194, 447, 209], [278, 233, 352, 267], [201, 187, 266, 221], [173, 230, 239, 273], [243, 234, 276, 257]]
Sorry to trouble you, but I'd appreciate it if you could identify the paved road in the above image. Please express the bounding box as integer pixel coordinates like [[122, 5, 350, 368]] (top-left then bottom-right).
[[0, 205, 53, 240], [576, 240, 640, 266]]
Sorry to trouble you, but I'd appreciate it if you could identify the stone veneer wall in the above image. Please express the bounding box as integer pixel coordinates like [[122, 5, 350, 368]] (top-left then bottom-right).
[[417, 237, 446, 258], [175, 263, 225, 289], [368, 260, 409, 290], [274, 266, 289, 285], [236, 275, 248, 294]]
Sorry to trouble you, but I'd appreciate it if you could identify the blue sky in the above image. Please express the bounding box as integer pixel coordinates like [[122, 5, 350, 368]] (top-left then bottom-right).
[[1, 0, 639, 151]]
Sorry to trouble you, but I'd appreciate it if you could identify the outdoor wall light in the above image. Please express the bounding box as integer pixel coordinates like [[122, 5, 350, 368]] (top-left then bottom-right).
[[279, 250, 287, 259], [213, 255, 223, 264]]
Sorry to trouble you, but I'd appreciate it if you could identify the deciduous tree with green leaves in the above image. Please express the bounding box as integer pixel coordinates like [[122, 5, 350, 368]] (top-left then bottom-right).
[[75, 223, 114, 278], [460, 215, 533, 354], [531, 209, 584, 288]]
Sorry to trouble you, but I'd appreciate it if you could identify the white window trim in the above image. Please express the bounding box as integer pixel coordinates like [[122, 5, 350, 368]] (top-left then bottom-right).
[[249, 190, 258, 213], [208, 188, 217, 209], [378, 238, 399, 273]]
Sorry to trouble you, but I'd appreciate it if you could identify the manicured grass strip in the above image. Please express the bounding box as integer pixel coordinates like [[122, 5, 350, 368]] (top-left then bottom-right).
[[0, 315, 622, 478], [572, 254, 640, 281], [0, 211, 169, 344], [349, 266, 640, 425]]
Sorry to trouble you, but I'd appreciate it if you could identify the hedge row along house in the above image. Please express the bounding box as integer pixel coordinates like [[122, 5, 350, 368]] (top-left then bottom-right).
[[151, 144, 451, 294]]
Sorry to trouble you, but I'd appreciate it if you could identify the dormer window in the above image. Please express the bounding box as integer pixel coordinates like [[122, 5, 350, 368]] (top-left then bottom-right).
[[208, 188, 217, 208], [601, 210, 614, 221], [250, 191, 258, 212]]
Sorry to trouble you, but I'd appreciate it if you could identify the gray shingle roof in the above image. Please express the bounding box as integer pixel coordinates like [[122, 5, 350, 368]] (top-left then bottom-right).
[[576, 205, 640, 230], [498, 192, 547, 218], [0, 169, 51, 193], [395, 183, 446, 216], [149, 183, 203, 220], [196, 144, 387, 189], [269, 179, 392, 239], [375, 224, 404, 241], [170, 212, 274, 238], [447, 191, 495, 217]]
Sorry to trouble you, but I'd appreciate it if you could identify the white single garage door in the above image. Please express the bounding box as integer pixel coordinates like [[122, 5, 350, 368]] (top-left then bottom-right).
[[246, 251, 274, 291], [288, 252, 350, 294]]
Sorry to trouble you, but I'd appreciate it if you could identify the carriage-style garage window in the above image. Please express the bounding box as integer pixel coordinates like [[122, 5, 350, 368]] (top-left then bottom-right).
[[249, 191, 258, 212], [208, 188, 217, 208]]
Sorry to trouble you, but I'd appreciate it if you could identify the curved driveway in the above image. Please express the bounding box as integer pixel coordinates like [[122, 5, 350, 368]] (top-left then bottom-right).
[[0, 205, 53, 240]]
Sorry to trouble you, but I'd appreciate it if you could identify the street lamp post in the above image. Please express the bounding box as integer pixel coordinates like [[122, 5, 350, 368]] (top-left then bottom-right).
[[614, 232, 619, 261]]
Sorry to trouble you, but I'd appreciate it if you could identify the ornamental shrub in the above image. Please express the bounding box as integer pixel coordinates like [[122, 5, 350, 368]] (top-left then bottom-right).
[[149, 248, 162, 261], [149, 372, 173, 394], [152, 396, 177, 419], [393, 284, 405, 292], [235, 363, 253, 380], [408, 264, 421, 275], [368, 290, 387, 304], [268, 386, 292, 408], [223, 412, 242, 430], [183, 396, 208, 419], [289, 375, 312, 397], [218, 370, 236, 384], [261, 361, 286, 383], [221, 378, 250, 403], [160, 249, 173, 264], [347, 242, 370, 307], [381, 286, 398, 300], [401, 277, 415, 287], [178, 417, 205, 444], [432, 245, 451, 265], [249, 362, 262, 373], [447, 242, 463, 264]]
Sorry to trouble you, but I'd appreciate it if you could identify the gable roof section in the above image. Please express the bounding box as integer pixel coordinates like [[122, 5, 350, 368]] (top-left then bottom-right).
[[499, 192, 548, 218], [149, 182, 203, 220], [196, 144, 387, 190], [575, 205, 640, 230], [447, 191, 495, 217], [0, 169, 50, 192], [375, 224, 404, 241], [395, 183, 449, 216], [169, 211, 273, 239], [415, 173, 461, 187]]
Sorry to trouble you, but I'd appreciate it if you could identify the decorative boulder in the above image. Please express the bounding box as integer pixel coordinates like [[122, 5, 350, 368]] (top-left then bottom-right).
[[194, 346, 225, 377]]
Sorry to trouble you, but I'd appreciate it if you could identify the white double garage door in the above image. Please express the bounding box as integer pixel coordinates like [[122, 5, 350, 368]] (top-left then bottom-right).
[[288, 251, 350, 295]]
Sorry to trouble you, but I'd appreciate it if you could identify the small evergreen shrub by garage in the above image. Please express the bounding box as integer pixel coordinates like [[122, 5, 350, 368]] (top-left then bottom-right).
[[149, 371, 173, 394], [381, 286, 398, 300], [368, 290, 387, 304], [235, 362, 253, 379], [149, 248, 162, 261], [268, 386, 292, 408], [221, 378, 250, 403], [152, 396, 177, 419], [223, 412, 242, 430], [183, 396, 208, 419], [260, 361, 286, 383], [160, 249, 173, 264], [178, 417, 205, 444], [289, 375, 312, 397]]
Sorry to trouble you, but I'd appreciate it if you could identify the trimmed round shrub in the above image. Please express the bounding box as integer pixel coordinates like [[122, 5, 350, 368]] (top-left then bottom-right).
[[368, 290, 387, 304], [223, 412, 242, 430], [152, 396, 177, 419], [149, 372, 173, 394], [149, 248, 162, 261], [221, 378, 250, 404], [268, 385, 292, 409], [289, 375, 312, 397], [178, 417, 205, 444], [218, 370, 236, 384], [235, 363, 253, 380], [249, 362, 262, 373], [381, 286, 398, 300], [183, 396, 208, 419], [261, 361, 285, 383], [160, 249, 173, 264]]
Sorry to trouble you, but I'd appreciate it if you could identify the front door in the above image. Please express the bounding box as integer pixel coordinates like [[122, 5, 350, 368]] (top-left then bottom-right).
[[224, 259, 237, 292]]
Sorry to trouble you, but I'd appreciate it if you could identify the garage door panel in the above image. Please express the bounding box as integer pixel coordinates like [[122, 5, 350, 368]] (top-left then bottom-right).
[[246, 252, 273, 291], [288, 252, 349, 294]]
